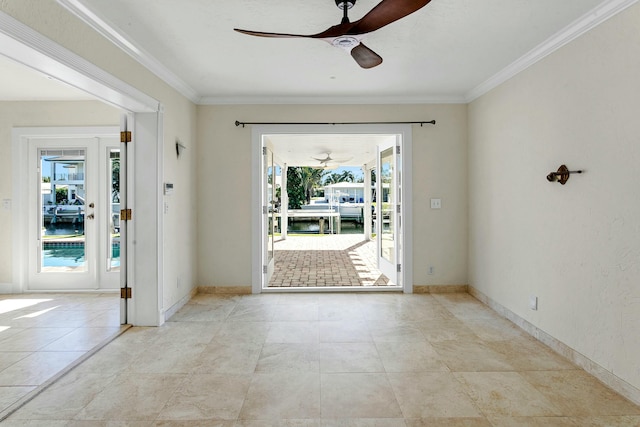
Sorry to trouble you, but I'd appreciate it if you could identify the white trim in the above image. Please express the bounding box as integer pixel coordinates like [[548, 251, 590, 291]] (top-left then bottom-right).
[[0, 11, 159, 113], [56, 0, 200, 104], [200, 95, 467, 106], [465, 0, 640, 102], [251, 124, 413, 293]]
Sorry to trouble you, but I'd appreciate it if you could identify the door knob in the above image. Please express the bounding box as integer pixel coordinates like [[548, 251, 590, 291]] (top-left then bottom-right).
[[89, 202, 95, 208], [87, 213, 95, 220]]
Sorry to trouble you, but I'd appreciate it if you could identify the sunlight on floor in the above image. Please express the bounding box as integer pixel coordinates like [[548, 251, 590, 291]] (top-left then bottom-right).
[[0, 299, 52, 315]]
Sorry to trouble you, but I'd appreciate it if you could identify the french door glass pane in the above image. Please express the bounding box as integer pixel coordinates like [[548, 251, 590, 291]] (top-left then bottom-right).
[[108, 149, 121, 271], [40, 148, 87, 272], [380, 147, 394, 264]]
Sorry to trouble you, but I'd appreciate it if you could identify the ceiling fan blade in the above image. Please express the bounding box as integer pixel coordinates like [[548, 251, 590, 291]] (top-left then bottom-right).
[[349, 0, 432, 35], [234, 28, 313, 38], [351, 43, 383, 69]]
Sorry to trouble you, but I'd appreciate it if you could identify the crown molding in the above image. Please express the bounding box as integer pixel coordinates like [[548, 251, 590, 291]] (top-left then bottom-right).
[[465, 0, 640, 103], [0, 11, 159, 112], [57, 0, 200, 104], [198, 94, 467, 105]]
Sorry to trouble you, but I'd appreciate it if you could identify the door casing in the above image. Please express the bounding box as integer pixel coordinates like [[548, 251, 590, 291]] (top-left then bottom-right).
[[251, 124, 413, 293]]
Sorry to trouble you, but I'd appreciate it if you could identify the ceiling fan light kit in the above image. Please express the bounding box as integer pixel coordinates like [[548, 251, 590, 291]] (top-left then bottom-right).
[[234, 0, 432, 69]]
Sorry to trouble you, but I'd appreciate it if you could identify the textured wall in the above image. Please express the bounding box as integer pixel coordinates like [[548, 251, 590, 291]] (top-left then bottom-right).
[[196, 104, 468, 288], [469, 3, 640, 391]]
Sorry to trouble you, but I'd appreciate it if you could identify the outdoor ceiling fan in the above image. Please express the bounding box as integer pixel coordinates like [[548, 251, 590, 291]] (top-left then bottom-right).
[[312, 152, 353, 168], [234, 0, 432, 69]]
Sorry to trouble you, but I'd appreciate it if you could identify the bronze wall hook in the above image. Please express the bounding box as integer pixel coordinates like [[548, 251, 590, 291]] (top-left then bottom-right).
[[547, 165, 583, 185]]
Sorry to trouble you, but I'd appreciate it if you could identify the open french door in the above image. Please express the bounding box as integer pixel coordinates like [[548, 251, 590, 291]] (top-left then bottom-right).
[[376, 137, 401, 286], [263, 146, 276, 286]]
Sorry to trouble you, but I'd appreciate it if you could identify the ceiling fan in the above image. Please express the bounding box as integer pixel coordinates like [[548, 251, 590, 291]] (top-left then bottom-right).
[[312, 152, 353, 168], [234, 0, 432, 69]]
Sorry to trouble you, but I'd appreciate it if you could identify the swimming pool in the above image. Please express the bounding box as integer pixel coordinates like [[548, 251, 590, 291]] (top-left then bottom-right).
[[43, 243, 120, 268]]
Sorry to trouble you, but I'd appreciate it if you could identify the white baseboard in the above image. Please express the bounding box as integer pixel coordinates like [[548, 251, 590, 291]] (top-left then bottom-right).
[[163, 287, 198, 321], [469, 285, 640, 406]]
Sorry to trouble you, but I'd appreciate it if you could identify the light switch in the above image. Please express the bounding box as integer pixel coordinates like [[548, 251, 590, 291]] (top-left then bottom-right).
[[430, 198, 441, 209]]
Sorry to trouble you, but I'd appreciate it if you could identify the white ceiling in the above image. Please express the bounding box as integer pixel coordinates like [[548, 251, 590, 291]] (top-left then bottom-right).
[[71, 0, 606, 103]]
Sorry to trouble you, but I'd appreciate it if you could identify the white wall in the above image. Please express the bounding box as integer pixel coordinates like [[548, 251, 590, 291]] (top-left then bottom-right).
[[1, 0, 198, 318], [196, 104, 468, 288], [0, 101, 120, 287], [469, 2, 640, 392]]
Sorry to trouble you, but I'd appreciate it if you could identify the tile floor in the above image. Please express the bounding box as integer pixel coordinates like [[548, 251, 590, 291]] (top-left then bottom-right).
[[0, 293, 124, 419], [3, 291, 640, 426], [269, 235, 390, 287]]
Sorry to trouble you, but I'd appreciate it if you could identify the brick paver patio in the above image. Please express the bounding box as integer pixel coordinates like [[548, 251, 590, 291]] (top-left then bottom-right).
[[268, 234, 392, 288]]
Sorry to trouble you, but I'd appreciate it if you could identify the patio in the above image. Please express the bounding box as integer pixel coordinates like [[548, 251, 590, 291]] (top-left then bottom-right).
[[268, 234, 391, 288]]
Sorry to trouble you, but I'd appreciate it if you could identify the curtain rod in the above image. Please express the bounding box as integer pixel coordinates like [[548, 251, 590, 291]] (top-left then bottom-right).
[[234, 120, 436, 128]]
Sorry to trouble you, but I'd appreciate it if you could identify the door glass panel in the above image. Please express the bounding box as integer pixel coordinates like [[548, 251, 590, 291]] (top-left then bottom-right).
[[267, 150, 274, 264], [108, 149, 121, 272], [40, 148, 87, 272], [380, 147, 394, 264]]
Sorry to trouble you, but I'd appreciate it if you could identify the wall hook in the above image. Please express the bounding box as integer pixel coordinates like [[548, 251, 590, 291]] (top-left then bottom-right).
[[546, 164, 582, 185]]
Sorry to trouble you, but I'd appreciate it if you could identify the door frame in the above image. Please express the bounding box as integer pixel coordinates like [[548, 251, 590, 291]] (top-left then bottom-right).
[[251, 124, 413, 294], [17, 128, 120, 291], [2, 11, 164, 326]]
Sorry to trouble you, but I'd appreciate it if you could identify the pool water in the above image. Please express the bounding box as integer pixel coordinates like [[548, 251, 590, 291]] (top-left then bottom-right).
[[43, 245, 120, 268]]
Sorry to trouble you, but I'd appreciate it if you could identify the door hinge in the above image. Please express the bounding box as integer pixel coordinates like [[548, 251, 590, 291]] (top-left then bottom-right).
[[396, 145, 401, 155], [397, 264, 402, 273], [120, 287, 132, 299], [120, 209, 132, 221], [120, 131, 132, 143], [262, 146, 267, 155], [263, 265, 268, 274], [396, 204, 401, 214], [263, 206, 268, 215]]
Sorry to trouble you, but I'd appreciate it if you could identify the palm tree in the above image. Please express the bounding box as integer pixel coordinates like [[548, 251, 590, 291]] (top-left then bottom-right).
[[339, 170, 355, 183]]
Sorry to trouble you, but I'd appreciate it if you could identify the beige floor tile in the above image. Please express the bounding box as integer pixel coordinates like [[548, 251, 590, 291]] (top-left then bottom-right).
[[417, 317, 480, 343], [256, 343, 320, 372], [239, 372, 321, 420], [488, 416, 579, 426], [267, 321, 319, 343], [126, 342, 206, 374], [319, 320, 372, 343], [227, 304, 278, 322], [566, 415, 640, 426], [454, 372, 562, 417], [318, 301, 365, 321], [155, 420, 234, 427], [41, 327, 122, 352], [388, 372, 482, 418], [74, 373, 185, 421], [521, 370, 640, 416], [192, 341, 262, 375], [8, 370, 117, 420], [157, 373, 251, 421], [431, 340, 515, 372], [404, 419, 493, 427], [235, 420, 321, 427], [214, 321, 271, 346], [320, 373, 403, 418], [0, 386, 36, 414], [169, 303, 235, 322], [484, 338, 576, 371], [376, 340, 449, 372], [368, 320, 426, 343], [319, 342, 384, 373], [463, 317, 528, 342], [0, 327, 76, 352], [0, 352, 31, 371], [320, 419, 407, 426], [0, 351, 85, 386], [272, 303, 320, 321]]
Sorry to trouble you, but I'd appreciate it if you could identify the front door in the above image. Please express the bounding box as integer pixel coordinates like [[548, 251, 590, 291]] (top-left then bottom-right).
[[376, 137, 401, 285], [27, 135, 120, 290]]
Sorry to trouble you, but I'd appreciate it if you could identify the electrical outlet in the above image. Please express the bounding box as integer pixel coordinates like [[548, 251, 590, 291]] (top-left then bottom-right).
[[428, 266, 435, 275], [430, 198, 441, 209], [529, 296, 538, 311]]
